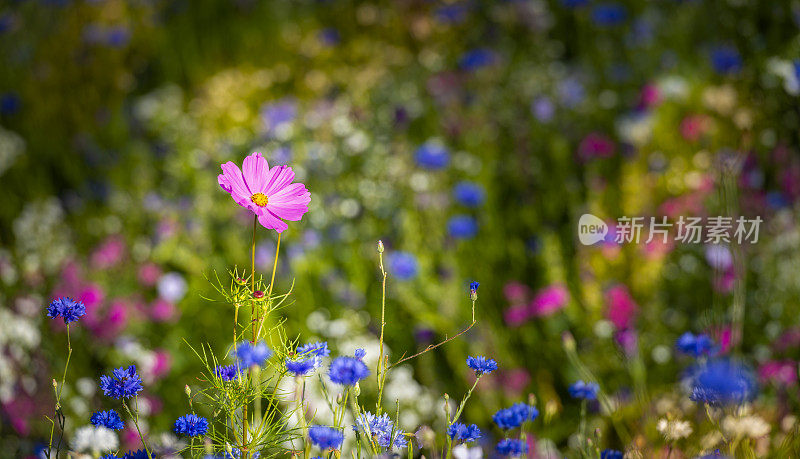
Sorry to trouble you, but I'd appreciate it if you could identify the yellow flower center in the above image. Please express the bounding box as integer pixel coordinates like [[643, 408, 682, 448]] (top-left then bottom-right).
[[250, 193, 269, 207]]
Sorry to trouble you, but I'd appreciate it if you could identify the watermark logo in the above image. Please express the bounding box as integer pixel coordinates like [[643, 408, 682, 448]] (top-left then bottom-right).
[[578, 214, 762, 246], [578, 213, 608, 245]]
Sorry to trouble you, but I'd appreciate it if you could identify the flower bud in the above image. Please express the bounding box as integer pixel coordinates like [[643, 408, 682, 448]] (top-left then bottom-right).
[[562, 331, 576, 352], [352, 382, 361, 397], [253, 290, 265, 301], [185, 385, 191, 397], [377, 240, 384, 253]]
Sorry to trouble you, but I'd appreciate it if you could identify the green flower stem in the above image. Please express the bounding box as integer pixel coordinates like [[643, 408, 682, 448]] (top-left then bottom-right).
[[376, 249, 387, 415], [124, 397, 153, 459]]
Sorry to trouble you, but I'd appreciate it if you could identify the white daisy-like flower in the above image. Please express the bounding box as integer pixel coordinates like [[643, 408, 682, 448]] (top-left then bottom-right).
[[453, 443, 483, 459], [657, 418, 693, 440], [722, 415, 771, 439], [71, 425, 118, 453]]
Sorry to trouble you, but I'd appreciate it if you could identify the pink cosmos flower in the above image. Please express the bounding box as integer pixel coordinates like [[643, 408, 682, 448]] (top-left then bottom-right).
[[218, 152, 311, 233], [759, 360, 797, 387], [605, 284, 638, 330], [577, 133, 615, 161], [528, 284, 569, 317]]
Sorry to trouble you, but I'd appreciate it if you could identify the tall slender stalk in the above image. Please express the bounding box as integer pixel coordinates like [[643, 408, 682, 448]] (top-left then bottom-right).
[[47, 324, 73, 459], [124, 396, 153, 459], [242, 214, 258, 459], [376, 243, 387, 414]]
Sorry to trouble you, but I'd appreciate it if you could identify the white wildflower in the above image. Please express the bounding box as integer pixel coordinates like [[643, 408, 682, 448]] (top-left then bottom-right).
[[657, 418, 693, 440], [71, 426, 118, 453], [722, 415, 771, 439], [453, 443, 483, 459]]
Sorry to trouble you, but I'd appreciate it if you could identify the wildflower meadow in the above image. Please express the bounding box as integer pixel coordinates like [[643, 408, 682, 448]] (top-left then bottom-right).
[[1, 0, 800, 458]]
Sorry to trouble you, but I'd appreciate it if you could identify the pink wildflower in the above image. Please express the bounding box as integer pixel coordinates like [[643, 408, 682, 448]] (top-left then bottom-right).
[[218, 152, 311, 233], [528, 284, 569, 317], [605, 284, 638, 330]]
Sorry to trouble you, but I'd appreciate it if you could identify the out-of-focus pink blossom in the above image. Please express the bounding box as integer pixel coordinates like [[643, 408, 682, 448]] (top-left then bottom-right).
[[680, 114, 710, 142], [605, 284, 638, 330], [578, 133, 615, 161], [90, 235, 126, 269], [774, 327, 800, 352], [77, 283, 105, 308], [497, 368, 531, 395], [504, 304, 530, 327], [150, 299, 178, 322], [712, 268, 735, 293], [503, 282, 532, 305], [529, 284, 569, 317], [615, 329, 638, 357], [638, 84, 661, 110], [759, 360, 798, 387], [138, 263, 162, 287]]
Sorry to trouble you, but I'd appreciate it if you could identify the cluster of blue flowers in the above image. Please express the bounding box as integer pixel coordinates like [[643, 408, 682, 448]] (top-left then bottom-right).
[[90, 409, 124, 430], [101, 450, 149, 459], [308, 425, 345, 450], [46, 297, 86, 324], [286, 341, 330, 376], [453, 181, 486, 207], [676, 332, 716, 358], [687, 358, 757, 406], [214, 364, 243, 381], [447, 422, 481, 442], [414, 141, 450, 169], [328, 355, 370, 386], [495, 438, 528, 457], [492, 402, 539, 430], [466, 355, 497, 376], [601, 449, 624, 459], [174, 413, 210, 437], [568, 380, 599, 401], [235, 341, 273, 368], [99, 365, 144, 399], [353, 411, 408, 450]]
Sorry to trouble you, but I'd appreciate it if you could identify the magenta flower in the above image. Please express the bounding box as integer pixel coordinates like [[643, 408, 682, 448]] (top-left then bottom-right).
[[604, 284, 638, 330], [218, 152, 311, 233], [528, 284, 569, 317]]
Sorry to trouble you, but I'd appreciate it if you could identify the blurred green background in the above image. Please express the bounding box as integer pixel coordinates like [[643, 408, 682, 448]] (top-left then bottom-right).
[[2, 0, 800, 456]]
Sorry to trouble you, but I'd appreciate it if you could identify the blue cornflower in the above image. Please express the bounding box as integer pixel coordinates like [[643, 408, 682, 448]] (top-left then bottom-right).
[[387, 252, 419, 281], [601, 450, 624, 459], [236, 341, 273, 368], [100, 455, 118, 459], [329, 356, 370, 385], [447, 422, 481, 442], [710, 46, 742, 75], [354, 348, 366, 360], [496, 438, 528, 457], [286, 358, 317, 376], [688, 358, 757, 406], [214, 364, 242, 381], [297, 341, 330, 368], [122, 450, 150, 459], [308, 425, 344, 450], [459, 48, 498, 71], [0, 92, 21, 116], [353, 412, 408, 450], [173, 413, 209, 437], [414, 142, 450, 170], [676, 332, 716, 357], [447, 215, 478, 239], [493, 402, 538, 430], [591, 3, 627, 27], [46, 297, 86, 324], [466, 355, 497, 376], [453, 181, 486, 207], [100, 365, 143, 399], [569, 380, 599, 400], [469, 281, 480, 292], [90, 409, 124, 430], [531, 96, 555, 123]]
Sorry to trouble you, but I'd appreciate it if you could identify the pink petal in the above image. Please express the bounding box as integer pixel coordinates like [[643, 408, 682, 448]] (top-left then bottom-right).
[[218, 174, 232, 193], [242, 152, 270, 194], [264, 165, 296, 196], [258, 210, 289, 233], [220, 161, 251, 197], [267, 203, 308, 221], [269, 183, 311, 205]]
